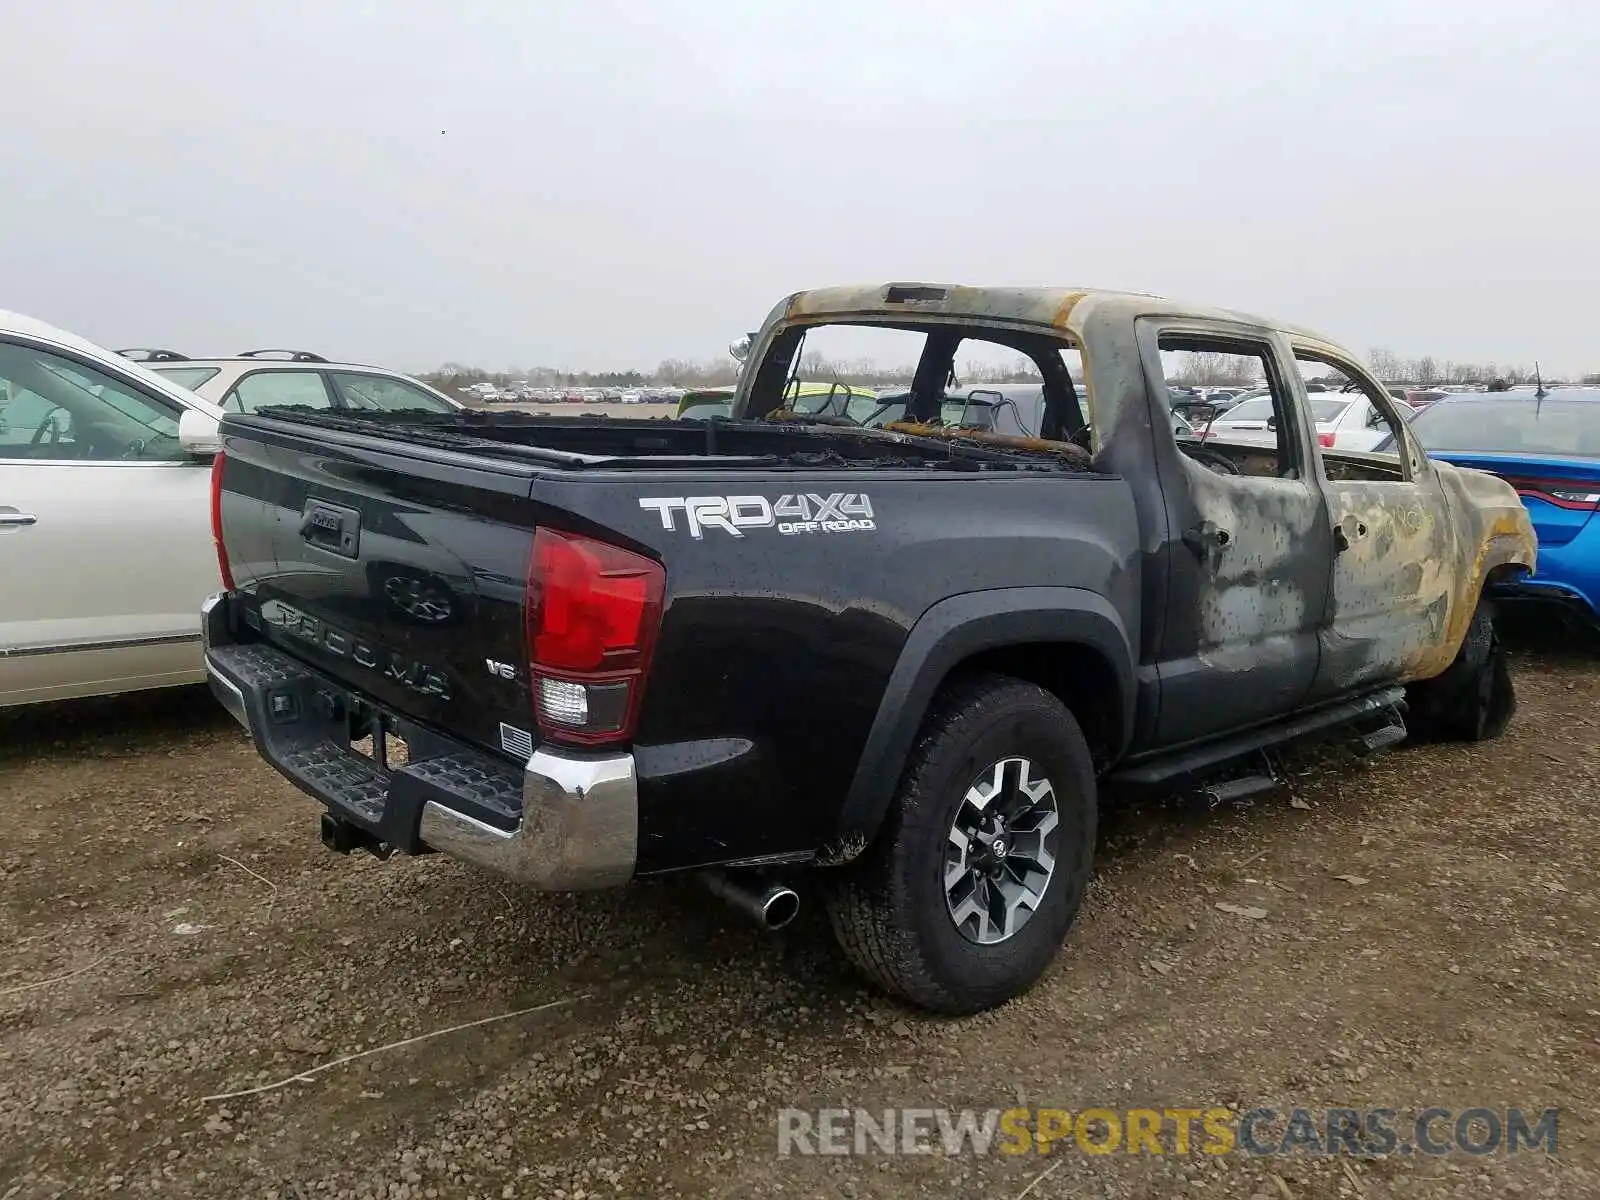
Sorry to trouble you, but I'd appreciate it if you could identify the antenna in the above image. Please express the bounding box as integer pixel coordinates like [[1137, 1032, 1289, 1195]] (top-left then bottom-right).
[[1534, 361, 1548, 398]]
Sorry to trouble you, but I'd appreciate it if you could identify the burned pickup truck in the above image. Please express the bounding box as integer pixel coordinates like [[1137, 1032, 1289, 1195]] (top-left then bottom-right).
[[202, 284, 1536, 1014]]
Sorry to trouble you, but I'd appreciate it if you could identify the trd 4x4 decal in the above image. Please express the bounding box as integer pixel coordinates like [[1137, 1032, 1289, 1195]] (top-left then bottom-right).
[[638, 493, 876, 539]]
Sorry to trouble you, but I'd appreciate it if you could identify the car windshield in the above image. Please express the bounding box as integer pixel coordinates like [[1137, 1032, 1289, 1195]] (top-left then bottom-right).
[[151, 366, 221, 390], [1408, 396, 1600, 457], [1311, 398, 1353, 422]]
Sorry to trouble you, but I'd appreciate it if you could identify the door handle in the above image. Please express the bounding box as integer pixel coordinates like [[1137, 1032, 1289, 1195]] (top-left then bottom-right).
[[1334, 520, 1368, 554], [0, 511, 38, 528], [1182, 522, 1231, 560]]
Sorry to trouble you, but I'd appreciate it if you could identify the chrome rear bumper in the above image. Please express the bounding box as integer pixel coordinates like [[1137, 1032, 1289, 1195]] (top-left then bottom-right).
[[202, 592, 637, 890]]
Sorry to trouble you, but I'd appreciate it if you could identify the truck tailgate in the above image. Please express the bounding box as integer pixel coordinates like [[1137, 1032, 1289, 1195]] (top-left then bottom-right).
[[215, 417, 543, 758]]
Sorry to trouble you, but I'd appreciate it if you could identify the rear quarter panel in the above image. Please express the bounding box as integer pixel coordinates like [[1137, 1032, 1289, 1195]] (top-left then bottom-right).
[[530, 468, 1142, 871]]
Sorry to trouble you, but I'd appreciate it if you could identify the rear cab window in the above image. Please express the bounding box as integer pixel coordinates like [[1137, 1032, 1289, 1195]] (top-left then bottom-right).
[[744, 320, 1091, 445]]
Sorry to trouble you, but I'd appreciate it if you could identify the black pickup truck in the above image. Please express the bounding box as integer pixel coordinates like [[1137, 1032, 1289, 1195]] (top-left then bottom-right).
[[203, 283, 1535, 1014]]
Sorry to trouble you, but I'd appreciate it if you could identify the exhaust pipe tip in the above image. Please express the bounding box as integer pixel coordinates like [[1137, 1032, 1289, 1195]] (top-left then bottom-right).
[[701, 869, 800, 931], [759, 886, 801, 930]]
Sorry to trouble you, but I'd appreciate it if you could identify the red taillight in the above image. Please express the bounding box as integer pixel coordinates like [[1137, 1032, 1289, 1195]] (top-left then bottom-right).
[[1545, 488, 1600, 510], [1317, 431, 1336, 449], [526, 527, 665, 746], [210, 451, 235, 590], [1507, 479, 1600, 511]]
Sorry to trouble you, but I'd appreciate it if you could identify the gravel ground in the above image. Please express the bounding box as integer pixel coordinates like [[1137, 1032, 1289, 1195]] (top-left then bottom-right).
[[2, 642, 1596, 1199]]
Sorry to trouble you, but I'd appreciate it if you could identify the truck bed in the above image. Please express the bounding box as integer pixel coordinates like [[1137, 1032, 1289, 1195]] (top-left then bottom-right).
[[256, 408, 1095, 474]]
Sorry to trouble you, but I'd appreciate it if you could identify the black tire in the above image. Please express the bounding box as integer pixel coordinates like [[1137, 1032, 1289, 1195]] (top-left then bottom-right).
[[1406, 601, 1516, 742], [823, 674, 1097, 1015]]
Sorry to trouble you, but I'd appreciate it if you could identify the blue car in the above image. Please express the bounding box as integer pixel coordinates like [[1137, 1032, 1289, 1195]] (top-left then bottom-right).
[[1379, 389, 1600, 622]]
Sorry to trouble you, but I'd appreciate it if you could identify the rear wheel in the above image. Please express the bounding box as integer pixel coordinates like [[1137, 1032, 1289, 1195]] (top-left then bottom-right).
[[823, 675, 1096, 1015], [1407, 601, 1515, 741]]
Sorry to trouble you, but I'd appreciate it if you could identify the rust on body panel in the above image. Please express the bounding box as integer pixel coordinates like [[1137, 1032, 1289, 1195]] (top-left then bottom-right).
[[880, 422, 1091, 464], [1404, 465, 1535, 679]]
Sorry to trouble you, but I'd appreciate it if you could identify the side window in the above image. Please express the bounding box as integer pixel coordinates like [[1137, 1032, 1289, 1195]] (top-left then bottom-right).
[[151, 366, 221, 391], [1158, 335, 1300, 479], [0, 388, 72, 455], [331, 372, 453, 414], [225, 370, 334, 413], [0, 341, 182, 462], [1293, 351, 1415, 479]]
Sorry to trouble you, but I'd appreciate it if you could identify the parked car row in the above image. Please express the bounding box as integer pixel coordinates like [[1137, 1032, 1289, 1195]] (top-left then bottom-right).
[[462, 383, 689, 404], [1191, 391, 1415, 454]]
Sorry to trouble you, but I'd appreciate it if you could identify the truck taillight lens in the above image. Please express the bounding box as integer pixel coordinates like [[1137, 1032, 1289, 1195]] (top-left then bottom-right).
[[1317, 432, 1336, 449], [210, 451, 235, 590], [527, 527, 664, 745]]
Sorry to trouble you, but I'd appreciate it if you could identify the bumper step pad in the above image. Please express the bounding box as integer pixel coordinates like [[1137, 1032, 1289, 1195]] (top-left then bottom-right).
[[207, 641, 524, 848]]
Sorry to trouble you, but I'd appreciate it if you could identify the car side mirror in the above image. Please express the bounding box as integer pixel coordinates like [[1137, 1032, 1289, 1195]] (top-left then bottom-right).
[[1367, 408, 1388, 428], [178, 408, 222, 457]]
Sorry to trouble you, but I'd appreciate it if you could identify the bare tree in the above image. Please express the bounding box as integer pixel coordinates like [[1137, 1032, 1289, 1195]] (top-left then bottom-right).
[[1169, 351, 1258, 386], [1368, 347, 1404, 381], [421, 345, 1597, 396], [1225, 354, 1261, 384]]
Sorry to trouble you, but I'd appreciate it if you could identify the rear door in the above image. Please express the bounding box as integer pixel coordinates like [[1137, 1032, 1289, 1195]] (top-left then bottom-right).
[[1140, 320, 1333, 746], [0, 338, 216, 705]]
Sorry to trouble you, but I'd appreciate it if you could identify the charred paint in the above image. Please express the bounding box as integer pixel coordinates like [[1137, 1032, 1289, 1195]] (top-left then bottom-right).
[[740, 281, 1537, 742], [1403, 466, 1535, 679], [880, 421, 1092, 464]]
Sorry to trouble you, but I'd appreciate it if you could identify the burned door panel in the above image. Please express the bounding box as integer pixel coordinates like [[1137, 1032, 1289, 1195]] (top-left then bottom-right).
[[1312, 474, 1458, 696], [1154, 461, 1332, 744], [1136, 320, 1333, 747]]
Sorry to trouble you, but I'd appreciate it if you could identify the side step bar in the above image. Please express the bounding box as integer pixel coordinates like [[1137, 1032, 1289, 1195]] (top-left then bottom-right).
[[1110, 687, 1408, 789]]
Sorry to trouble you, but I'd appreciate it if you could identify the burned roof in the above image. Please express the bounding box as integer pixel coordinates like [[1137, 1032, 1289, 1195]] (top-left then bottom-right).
[[773, 282, 1330, 344]]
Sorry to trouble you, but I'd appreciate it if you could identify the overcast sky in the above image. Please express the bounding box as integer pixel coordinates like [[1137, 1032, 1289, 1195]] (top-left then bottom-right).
[[4, 0, 1595, 374]]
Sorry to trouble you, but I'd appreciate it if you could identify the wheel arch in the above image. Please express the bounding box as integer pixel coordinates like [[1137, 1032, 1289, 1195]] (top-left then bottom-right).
[[828, 587, 1135, 860]]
